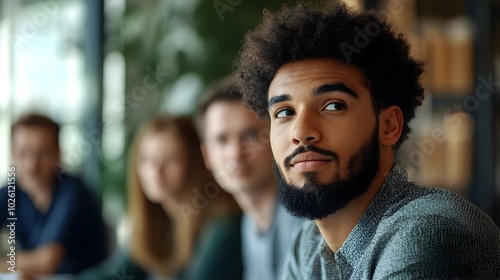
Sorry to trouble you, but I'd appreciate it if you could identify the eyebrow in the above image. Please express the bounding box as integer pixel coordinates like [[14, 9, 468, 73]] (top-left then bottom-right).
[[267, 83, 359, 110], [313, 83, 359, 99], [268, 94, 291, 110]]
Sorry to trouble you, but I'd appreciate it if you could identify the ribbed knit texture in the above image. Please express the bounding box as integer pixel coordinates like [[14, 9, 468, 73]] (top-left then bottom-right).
[[282, 166, 500, 279]]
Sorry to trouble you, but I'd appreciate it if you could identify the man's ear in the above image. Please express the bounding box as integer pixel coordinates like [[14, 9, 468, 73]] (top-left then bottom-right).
[[378, 105, 403, 147], [200, 143, 211, 170]]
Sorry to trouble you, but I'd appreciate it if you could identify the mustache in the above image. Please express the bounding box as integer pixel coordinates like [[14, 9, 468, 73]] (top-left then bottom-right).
[[284, 145, 338, 168]]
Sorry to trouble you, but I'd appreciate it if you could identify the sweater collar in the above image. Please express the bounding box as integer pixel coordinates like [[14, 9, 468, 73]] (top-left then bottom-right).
[[317, 165, 409, 267]]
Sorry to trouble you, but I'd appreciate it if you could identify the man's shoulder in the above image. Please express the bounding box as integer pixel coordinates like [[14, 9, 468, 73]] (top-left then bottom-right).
[[370, 186, 500, 278], [205, 213, 242, 237], [197, 213, 242, 259], [57, 173, 84, 188], [55, 174, 94, 198], [378, 184, 499, 241], [51, 174, 101, 216], [384, 185, 495, 227]]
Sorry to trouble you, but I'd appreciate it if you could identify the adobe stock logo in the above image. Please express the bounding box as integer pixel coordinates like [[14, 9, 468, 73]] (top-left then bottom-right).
[[213, 0, 243, 21], [339, 0, 413, 63], [13, 0, 66, 47], [397, 74, 500, 176]]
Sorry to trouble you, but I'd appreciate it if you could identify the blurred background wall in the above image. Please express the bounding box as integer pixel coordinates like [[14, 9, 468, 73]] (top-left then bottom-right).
[[0, 0, 498, 234]]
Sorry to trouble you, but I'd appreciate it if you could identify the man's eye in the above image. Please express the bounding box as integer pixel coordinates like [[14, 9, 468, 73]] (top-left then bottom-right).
[[164, 155, 180, 164], [215, 136, 227, 145], [324, 102, 346, 111], [275, 109, 294, 118]]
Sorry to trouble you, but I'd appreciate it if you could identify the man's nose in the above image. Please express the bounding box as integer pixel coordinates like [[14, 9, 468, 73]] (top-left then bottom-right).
[[291, 109, 322, 146], [23, 153, 41, 172]]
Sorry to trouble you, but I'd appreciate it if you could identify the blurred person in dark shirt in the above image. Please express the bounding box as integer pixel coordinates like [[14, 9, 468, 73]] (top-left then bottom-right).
[[0, 114, 108, 277]]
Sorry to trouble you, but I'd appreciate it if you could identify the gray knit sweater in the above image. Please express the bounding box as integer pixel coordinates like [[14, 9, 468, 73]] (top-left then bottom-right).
[[282, 166, 500, 279]]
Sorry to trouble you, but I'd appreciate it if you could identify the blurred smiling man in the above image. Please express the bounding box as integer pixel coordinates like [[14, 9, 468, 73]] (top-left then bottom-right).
[[198, 78, 303, 280], [235, 2, 500, 279]]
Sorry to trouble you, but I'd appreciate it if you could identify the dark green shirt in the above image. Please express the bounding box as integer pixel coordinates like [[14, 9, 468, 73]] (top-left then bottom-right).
[[179, 213, 243, 280], [76, 213, 243, 280]]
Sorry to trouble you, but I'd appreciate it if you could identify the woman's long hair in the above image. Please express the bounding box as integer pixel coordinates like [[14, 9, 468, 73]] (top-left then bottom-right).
[[127, 115, 237, 276]]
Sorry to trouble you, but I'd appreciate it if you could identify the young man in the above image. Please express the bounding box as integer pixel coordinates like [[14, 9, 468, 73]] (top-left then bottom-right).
[[235, 2, 500, 279], [197, 77, 304, 280], [0, 114, 108, 276]]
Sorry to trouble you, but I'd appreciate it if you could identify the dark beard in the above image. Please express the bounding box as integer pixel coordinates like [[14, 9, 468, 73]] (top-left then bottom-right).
[[275, 125, 381, 220]]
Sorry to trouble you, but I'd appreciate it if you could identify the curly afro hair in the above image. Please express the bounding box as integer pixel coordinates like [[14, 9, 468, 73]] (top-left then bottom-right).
[[235, 1, 425, 149]]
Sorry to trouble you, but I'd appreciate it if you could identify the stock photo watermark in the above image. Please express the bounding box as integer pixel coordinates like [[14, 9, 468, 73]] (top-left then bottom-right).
[[4, 166, 17, 273], [397, 74, 500, 175], [213, 0, 243, 21], [13, 0, 68, 47], [340, 0, 413, 63]]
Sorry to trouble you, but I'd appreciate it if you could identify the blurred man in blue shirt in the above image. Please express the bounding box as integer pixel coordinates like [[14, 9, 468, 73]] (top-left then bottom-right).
[[0, 114, 108, 276]]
